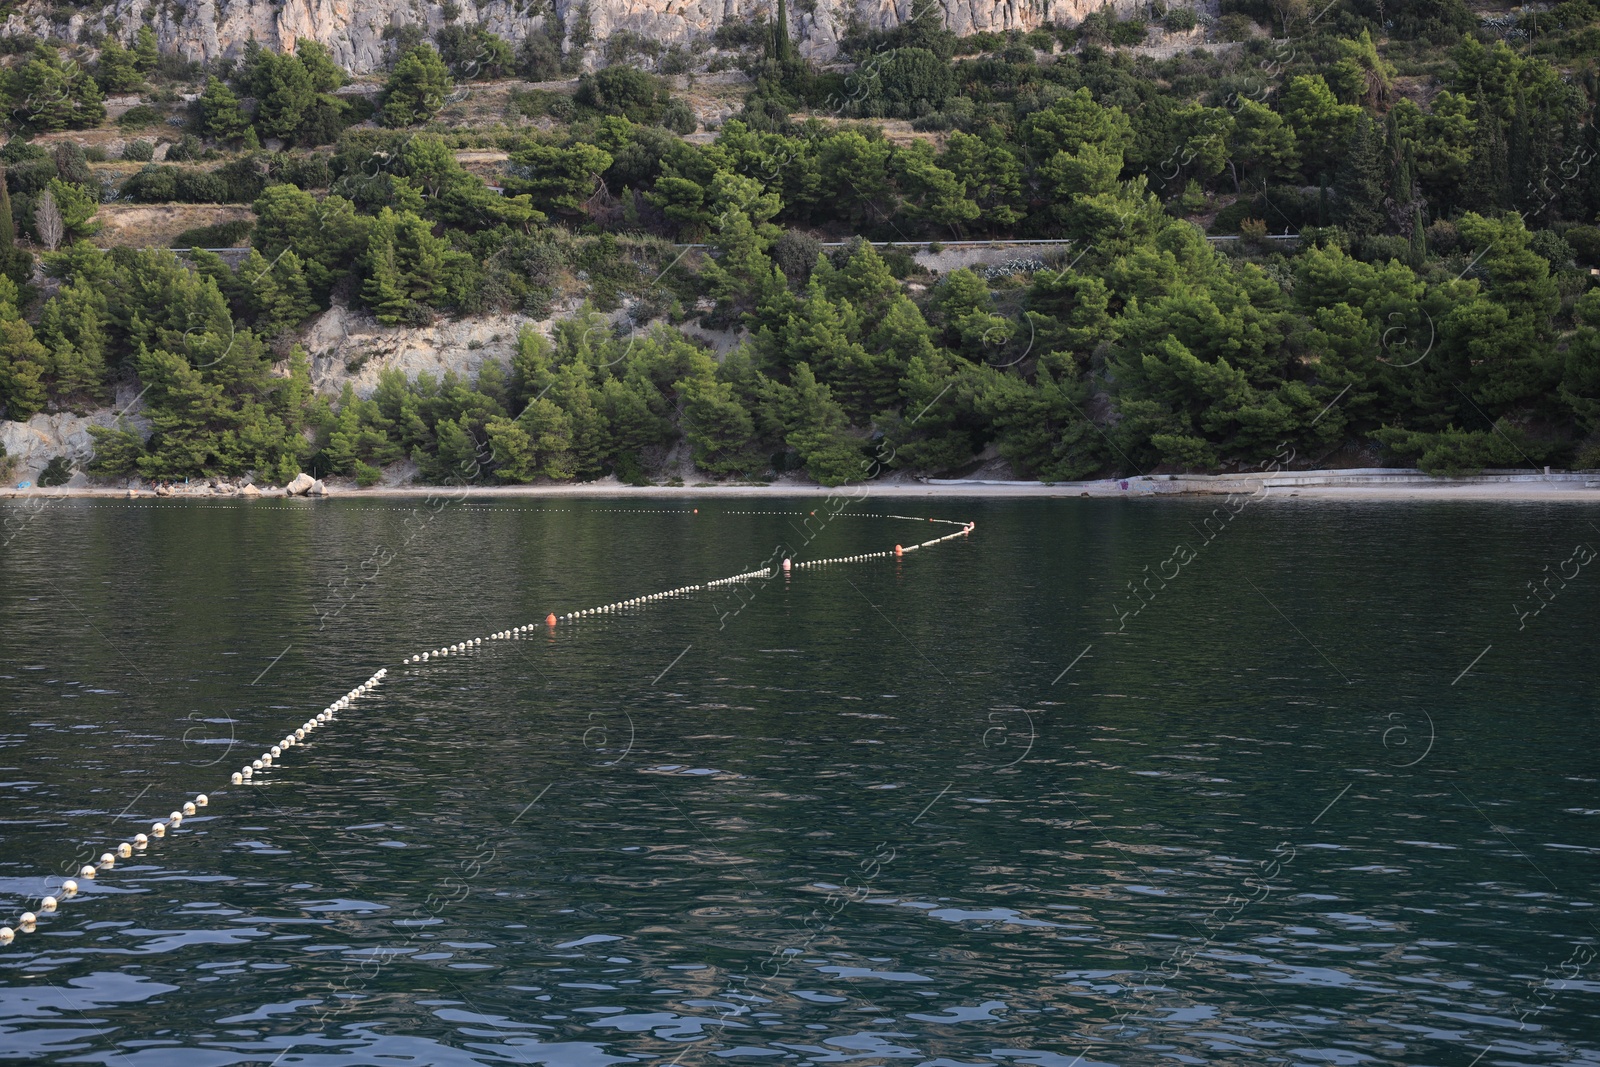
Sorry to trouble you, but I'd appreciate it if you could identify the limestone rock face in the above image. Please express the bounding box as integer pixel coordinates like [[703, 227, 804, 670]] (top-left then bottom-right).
[[0, 411, 125, 483], [1, 0, 1138, 75], [300, 301, 567, 399]]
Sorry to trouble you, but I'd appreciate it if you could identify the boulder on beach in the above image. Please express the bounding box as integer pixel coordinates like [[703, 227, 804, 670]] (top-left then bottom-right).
[[239, 484, 261, 497], [308, 479, 328, 496], [286, 473, 315, 496]]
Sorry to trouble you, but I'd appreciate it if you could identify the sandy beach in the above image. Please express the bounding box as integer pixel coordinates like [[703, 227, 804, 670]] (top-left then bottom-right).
[[6, 469, 1600, 503]]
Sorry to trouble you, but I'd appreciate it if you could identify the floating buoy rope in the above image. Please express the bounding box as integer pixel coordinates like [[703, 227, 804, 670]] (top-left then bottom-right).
[[3, 509, 973, 945], [1, 667, 388, 942]]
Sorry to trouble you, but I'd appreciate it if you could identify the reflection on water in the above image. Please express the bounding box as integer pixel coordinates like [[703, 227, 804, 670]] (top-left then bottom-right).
[[1, 497, 1598, 1065]]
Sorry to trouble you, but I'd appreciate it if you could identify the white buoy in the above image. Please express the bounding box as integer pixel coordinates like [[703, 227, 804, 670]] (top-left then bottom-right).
[[100, 852, 115, 866], [19, 912, 36, 926], [196, 794, 208, 807], [40, 896, 57, 912], [117, 843, 132, 858], [168, 812, 183, 825], [134, 833, 148, 847], [270, 746, 282, 758], [232, 771, 243, 784], [0, 928, 12, 943], [152, 822, 165, 837], [260, 755, 272, 766], [80, 865, 97, 878], [62, 880, 77, 896]]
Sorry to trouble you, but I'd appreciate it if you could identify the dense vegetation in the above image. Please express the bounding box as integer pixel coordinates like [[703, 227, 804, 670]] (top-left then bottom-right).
[[4, 0, 1600, 483]]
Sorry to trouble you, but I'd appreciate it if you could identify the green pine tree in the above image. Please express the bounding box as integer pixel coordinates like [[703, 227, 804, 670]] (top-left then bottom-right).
[[200, 76, 251, 142], [133, 25, 159, 72], [382, 44, 452, 127], [96, 37, 144, 93]]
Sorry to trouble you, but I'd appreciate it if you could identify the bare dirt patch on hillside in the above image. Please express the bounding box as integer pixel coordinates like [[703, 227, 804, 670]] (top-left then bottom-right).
[[95, 204, 254, 248]]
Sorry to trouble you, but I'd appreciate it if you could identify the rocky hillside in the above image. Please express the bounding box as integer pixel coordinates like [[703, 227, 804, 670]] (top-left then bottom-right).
[[2, 0, 1138, 74]]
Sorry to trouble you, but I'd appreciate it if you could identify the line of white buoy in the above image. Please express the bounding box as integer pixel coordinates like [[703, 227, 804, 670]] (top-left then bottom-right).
[[399, 637, 484, 663], [0, 668, 388, 946], [407, 518, 977, 654], [5, 512, 975, 947]]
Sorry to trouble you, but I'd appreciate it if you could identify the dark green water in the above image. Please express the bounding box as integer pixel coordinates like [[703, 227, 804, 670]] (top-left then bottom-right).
[[1, 495, 1598, 1067]]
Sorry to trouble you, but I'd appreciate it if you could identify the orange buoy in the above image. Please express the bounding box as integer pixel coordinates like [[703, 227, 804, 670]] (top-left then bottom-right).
[[693, 508, 698, 514], [782, 558, 792, 572], [894, 544, 904, 556], [545, 613, 557, 626]]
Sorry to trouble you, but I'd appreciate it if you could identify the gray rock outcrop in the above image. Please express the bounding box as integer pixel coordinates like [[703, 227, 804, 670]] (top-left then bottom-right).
[[1, 0, 1140, 75]]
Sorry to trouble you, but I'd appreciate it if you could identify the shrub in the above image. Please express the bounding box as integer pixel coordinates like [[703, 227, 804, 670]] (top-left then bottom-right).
[[354, 460, 383, 487], [117, 104, 163, 128], [713, 19, 769, 49], [216, 155, 271, 201], [575, 66, 670, 123], [1164, 5, 1198, 30], [163, 133, 202, 162], [1216, 13, 1256, 39], [38, 456, 72, 486], [278, 153, 334, 189], [1425, 218, 1459, 255], [516, 29, 566, 80], [122, 138, 154, 161], [659, 97, 697, 134], [1111, 18, 1148, 44], [547, 96, 577, 123], [871, 47, 954, 118], [1529, 228, 1575, 271], [659, 46, 692, 75], [172, 219, 253, 247], [1023, 27, 1056, 50], [1356, 233, 1411, 263], [83, 145, 108, 162], [174, 169, 228, 201], [1563, 225, 1600, 266], [772, 229, 822, 286]]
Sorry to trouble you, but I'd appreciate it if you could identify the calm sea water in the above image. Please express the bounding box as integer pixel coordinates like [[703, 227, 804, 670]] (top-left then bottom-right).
[[0, 495, 1597, 1066]]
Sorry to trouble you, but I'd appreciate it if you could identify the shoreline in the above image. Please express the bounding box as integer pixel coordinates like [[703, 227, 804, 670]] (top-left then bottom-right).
[[6, 470, 1600, 503]]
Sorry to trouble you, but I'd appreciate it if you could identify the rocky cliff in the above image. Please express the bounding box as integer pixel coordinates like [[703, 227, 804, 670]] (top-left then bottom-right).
[[3, 0, 1137, 75]]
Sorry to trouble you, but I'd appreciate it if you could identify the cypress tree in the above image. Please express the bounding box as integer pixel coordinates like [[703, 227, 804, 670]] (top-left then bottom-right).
[[1465, 86, 1511, 212], [1508, 83, 1540, 217], [1384, 110, 1422, 235], [1334, 112, 1385, 238], [1410, 206, 1427, 267], [0, 168, 33, 287], [772, 0, 793, 64]]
